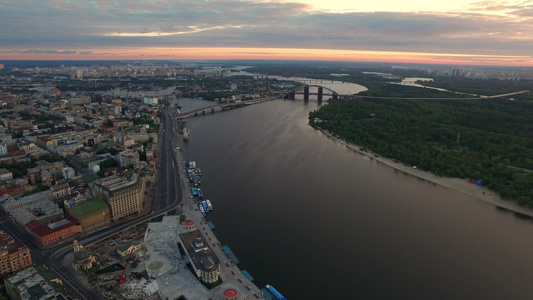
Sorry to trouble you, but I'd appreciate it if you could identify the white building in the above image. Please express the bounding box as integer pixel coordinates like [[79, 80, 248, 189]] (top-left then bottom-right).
[[0, 142, 7, 157], [62, 166, 76, 179], [0, 168, 13, 182], [143, 97, 158, 106], [117, 150, 140, 168], [0, 190, 54, 213]]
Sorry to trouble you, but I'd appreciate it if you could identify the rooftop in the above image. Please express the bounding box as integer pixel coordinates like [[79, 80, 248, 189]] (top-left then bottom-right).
[[69, 200, 109, 218], [179, 230, 220, 272], [5, 267, 60, 300], [25, 216, 79, 237], [94, 173, 140, 195], [224, 288, 238, 299]]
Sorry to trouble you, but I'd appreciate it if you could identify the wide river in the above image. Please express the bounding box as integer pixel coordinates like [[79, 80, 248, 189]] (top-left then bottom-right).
[[177, 97, 533, 300]]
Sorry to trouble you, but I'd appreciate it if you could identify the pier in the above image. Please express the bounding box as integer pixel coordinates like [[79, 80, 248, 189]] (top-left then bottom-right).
[[207, 221, 216, 230], [241, 270, 254, 281], [223, 245, 240, 264]]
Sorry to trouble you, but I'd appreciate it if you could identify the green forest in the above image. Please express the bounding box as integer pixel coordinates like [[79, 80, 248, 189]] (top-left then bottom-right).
[[309, 98, 533, 206]]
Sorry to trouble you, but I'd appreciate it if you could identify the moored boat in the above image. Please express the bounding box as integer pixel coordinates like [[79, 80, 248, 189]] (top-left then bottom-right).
[[198, 203, 206, 216], [191, 187, 198, 196], [183, 128, 189, 141], [206, 199, 213, 211], [197, 188, 204, 199]]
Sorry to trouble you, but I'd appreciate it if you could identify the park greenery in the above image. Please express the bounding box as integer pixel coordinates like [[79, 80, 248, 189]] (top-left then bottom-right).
[[309, 98, 533, 206]]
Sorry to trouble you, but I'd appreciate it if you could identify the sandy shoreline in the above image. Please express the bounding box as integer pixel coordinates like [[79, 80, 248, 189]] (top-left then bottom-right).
[[318, 129, 533, 218]]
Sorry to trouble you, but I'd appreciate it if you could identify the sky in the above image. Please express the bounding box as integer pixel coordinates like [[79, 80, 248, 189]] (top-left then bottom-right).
[[1, 0, 533, 66]]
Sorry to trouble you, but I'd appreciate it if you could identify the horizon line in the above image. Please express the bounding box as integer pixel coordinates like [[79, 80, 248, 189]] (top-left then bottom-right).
[[0, 58, 529, 69]]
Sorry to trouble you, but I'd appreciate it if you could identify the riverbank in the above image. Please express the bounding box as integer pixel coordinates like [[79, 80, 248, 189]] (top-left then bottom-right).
[[318, 129, 533, 218], [171, 112, 265, 298]]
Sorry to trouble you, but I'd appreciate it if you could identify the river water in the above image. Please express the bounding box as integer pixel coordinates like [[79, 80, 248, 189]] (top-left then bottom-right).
[[177, 97, 533, 300]]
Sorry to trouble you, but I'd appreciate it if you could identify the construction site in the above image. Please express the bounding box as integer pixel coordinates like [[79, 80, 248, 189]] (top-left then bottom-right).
[[63, 213, 258, 300]]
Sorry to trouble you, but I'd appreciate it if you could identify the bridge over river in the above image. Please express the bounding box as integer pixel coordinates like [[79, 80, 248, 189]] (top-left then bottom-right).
[[176, 82, 353, 120], [175, 96, 280, 119], [283, 84, 339, 102]]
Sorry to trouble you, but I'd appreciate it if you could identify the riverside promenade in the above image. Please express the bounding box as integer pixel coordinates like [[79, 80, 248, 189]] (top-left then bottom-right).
[[171, 113, 266, 299]]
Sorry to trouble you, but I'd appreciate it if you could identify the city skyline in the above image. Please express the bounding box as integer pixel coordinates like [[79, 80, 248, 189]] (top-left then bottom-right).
[[1, 0, 532, 66]]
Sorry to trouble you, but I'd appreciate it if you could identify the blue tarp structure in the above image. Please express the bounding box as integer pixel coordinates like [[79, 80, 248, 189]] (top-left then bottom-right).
[[241, 270, 254, 281], [476, 180, 482, 185]]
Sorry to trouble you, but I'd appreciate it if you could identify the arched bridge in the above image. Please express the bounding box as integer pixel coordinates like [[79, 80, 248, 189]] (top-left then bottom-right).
[[284, 85, 339, 102]]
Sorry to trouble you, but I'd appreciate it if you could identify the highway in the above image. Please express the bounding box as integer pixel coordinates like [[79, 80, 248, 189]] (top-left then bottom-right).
[[152, 109, 182, 211], [353, 90, 530, 100]]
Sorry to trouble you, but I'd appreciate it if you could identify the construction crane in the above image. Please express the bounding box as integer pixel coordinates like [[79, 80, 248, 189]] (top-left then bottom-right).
[[119, 248, 135, 284]]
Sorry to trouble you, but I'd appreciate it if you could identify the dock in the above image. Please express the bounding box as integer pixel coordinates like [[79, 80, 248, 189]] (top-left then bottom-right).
[[207, 221, 215, 230], [222, 245, 240, 264], [241, 270, 254, 281]]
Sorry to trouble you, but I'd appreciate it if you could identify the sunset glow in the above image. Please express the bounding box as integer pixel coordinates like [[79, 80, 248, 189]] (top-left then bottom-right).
[[2, 47, 532, 66]]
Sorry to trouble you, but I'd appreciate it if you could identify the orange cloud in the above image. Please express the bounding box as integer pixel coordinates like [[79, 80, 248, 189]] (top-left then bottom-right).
[[1, 47, 532, 66]]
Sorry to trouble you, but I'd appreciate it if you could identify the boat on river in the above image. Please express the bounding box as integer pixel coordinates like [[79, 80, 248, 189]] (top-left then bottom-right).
[[191, 187, 198, 196], [263, 285, 287, 300], [206, 200, 213, 211], [198, 203, 206, 216], [183, 128, 189, 141], [197, 188, 204, 199]]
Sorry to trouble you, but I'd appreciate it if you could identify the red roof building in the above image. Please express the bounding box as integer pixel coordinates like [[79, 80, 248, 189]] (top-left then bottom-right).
[[100, 125, 116, 132], [25, 217, 82, 246]]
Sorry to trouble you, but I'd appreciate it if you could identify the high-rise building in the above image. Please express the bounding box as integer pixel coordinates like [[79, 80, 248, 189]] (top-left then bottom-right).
[[0, 231, 32, 275], [91, 172, 145, 221]]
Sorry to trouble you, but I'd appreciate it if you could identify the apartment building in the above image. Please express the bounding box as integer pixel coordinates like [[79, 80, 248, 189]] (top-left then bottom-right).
[[90, 172, 145, 221], [0, 231, 32, 275]]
